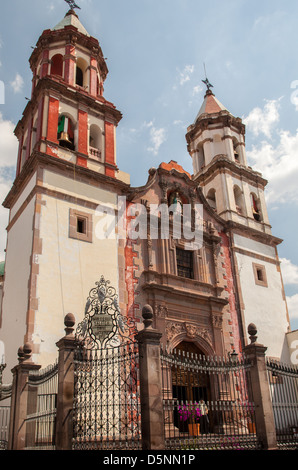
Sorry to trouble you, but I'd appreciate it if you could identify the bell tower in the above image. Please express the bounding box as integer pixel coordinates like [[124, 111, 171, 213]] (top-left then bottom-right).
[[186, 84, 291, 361], [0, 8, 130, 375], [16, 8, 122, 179], [186, 88, 271, 235]]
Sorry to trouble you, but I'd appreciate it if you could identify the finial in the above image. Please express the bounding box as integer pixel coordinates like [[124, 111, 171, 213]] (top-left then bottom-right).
[[248, 323, 258, 344], [142, 304, 154, 329], [64, 313, 75, 336], [64, 0, 81, 10], [18, 343, 33, 363], [202, 63, 213, 92]]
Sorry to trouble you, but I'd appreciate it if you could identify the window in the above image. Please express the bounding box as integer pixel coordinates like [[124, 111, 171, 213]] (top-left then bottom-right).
[[77, 217, 86, 234], [76, 66, 84, 87], [253, 263, 268, 287], [69, 209, 92, 243], [251, 193, 262, 222], [234, 185, 244, 215], [176, 248, 194, 279], [57, 114, 75, 150], [206, 188, 217, 212], [50, 54, 63, 77]]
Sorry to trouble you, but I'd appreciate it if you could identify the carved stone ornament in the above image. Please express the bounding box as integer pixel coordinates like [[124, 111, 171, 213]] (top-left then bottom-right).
[[166, 321, 213, 347], [154, 304, 168, 318]]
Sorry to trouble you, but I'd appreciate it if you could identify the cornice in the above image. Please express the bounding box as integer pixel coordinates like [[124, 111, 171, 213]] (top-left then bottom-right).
[[29, 26, 108, 80], [193, 154, 268, 187], [224, 220, 283, 247], [186, 112, 245, 143], [14, 76, 122, 137], [3, 151, 130, 210]]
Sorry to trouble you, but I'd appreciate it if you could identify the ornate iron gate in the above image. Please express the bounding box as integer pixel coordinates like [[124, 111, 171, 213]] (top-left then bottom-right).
[[161, 348, 261, 450], [72, 277, 141, 450]]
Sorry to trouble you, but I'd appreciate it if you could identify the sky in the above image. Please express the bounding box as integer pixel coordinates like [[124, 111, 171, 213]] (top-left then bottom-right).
[[0, 0, 298, 330]]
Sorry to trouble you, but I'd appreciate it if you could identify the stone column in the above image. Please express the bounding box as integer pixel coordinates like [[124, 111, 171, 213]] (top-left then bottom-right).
[[136, 305, 165, 450], [243, 323, 277, 450], [8, 343, 41, 450], [55, 313, 76, 450]]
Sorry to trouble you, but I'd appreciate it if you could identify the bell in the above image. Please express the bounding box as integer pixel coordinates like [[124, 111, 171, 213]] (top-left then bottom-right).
[[58, 132, 72, 149]]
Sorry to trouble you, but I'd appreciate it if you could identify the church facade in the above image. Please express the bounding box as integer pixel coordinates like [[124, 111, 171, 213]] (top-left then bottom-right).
[[0, 9, 292, 381]]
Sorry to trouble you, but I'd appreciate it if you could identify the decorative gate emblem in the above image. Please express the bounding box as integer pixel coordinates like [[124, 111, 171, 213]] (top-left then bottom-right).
[[76, 276, 137, 349]]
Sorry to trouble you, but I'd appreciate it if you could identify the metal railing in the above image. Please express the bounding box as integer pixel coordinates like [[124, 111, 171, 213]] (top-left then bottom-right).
[[266, 358, 298, 449], [24, 361, 58, 450], [161, 349, 260, 450]]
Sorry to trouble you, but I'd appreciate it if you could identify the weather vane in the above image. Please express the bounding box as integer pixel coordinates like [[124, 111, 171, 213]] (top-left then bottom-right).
[[64, 0, 81, 10], [202, 63, 213, 91]]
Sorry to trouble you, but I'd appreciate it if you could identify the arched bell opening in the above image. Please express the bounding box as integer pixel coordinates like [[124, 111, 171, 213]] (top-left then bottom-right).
[[50, 54, 63, 78], [251, 192, 262, 222], [57, 114, 75, 151]]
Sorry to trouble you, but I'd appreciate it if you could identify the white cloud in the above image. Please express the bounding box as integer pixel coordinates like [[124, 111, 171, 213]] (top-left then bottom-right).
[[146, 122, 167, 155], [10, 73, 24, 94], [246, 128, 298, 204], [0, 113, 18, 168], [280, 258, 298, 286], [0, 113, 17, 260], [286, 294, 298, 321], [244, 99, 298, 205], [243, 98, 281, 138], [178, 65, 194, 86]]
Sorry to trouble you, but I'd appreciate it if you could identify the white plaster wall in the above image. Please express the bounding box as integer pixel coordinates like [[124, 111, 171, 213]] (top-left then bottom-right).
[[10, 172, 37, 220], [234, 238, 290, 362], [0, 198, 35, 381], [32, 176, 120, 367]]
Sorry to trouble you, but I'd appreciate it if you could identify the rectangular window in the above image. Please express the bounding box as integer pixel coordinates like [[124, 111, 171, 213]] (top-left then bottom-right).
[[176, 248, 194, 279], [253, 263, 268, 287], [77, 217, 86, 234], [69, 209, 92, 243]]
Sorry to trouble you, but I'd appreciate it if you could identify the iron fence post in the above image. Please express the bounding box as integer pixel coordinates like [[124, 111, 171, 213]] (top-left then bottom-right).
[[55, 313, 76, 450], [136, 304, 165, 450], [243, 323, 278, 450], [8, 343, 40, 450]]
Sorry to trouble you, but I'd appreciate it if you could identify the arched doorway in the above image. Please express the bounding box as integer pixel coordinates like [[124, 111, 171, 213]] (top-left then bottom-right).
[[171, 341, 211, 433]]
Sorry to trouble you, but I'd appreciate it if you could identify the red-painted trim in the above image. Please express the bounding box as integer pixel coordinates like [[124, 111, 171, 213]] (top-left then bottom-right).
[[46, 96, 59, 149], [105, 121, 115, 178], [220, 231, 242, 354], [64, 44, 76, 86], [78, 109, 88, 155], [89, 57, 98, 97]]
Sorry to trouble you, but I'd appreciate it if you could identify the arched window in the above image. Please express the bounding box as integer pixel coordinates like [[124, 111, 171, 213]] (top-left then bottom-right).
[[251, 193, 262, 221], [50, 54, 63, 77], [76, 66, 84, 87], [197, 143, 205, 170], [89, 124, 102, 160], [233, 138, 240, 163], [76, 58, 88, 88], [206, 188, 217, 212], [57, 114, 75, 150], [234, 185, 244, 215]]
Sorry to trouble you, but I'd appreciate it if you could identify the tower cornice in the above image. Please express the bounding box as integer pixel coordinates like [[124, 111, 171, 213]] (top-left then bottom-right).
[[14, 75, 122, 138], [29, 26, 108, 82], [3, 150, 130, 210], [193, 154, 268, 188]]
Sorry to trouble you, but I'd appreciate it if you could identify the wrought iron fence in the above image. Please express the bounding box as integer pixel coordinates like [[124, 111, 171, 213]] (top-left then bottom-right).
[[72, 341, 141, 450], [24, 361, 58, 450], [0, 406, 10, 450], [266, 358, 298, 450], [161, 348, 260, 450]]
